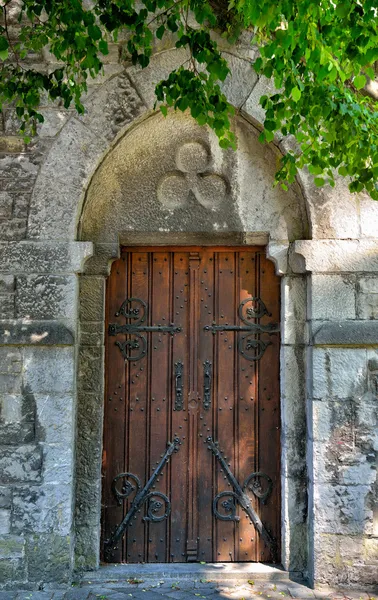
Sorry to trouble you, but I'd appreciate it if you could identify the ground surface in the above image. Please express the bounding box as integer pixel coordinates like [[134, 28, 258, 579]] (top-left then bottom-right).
[[1, 579, 376, 600]]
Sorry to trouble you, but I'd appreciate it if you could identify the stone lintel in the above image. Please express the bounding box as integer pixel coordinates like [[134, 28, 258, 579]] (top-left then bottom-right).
[[312, 320, 378, 346], [0, 241, 93, 274], [266, 241, 289, 275], [0, 320, 74, 346], [290, 240, 378, 273]]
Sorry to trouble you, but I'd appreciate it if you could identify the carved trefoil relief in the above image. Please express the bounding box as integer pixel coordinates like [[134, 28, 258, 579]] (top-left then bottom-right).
[[157, 141, 227, 209]]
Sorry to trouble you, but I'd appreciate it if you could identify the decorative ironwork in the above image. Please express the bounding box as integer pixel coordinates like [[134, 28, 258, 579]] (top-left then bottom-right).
[[206, 437, 276, 561], [204, 297, 279, 361], [203, 360, 212, 410], [104, 437, 181, 561], [108, 298, 182, 361], [174, 361, 184, 411]]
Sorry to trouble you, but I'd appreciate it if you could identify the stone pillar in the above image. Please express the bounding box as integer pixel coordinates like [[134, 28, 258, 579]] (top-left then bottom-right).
[[291, 240, 378, 589], [0, 241, 92, 586]]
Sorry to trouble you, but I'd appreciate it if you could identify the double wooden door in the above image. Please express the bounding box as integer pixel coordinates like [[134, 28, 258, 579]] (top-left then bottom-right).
[[102, 247, 280, 564]]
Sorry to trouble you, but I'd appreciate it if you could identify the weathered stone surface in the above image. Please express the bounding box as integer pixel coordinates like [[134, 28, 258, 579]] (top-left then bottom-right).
[[0, 488, 11, 509], [243, 75, 277, 126], [281, 276, 307, 345], [356, 277, 378, 319], [35, 395, 73, 445], [0, 512, 10, 535], [127, 48, 188, 108], [312, 320, 378, 346], [0, 295, 15, 320], [0, 423, 34, 445], [312, 438, 377, 486], [78, 277, 105, 322], [219, 53, 258, 108], [0, 558, 26, 585], [23, 348, 74, 394], [77, 347, 104, 395], [0, 536, 25, 559], [292, 240, 378, 273], [78, 322, 104, 347], [267, 242, 289, 275], [16, 275, 77, 320], [360, 196, 378, 239], [41, 443, 73, 485], [309, 275, 356, 320], [0, 137, 25, 154], [75, 393, 103, 481], [0, 349, 22, 376], [0, 445, 42, 484], [28, 118, 107, 240], [0, 321, 74, 346], [314, 484, 373, 535], [0, 242, 93, 274], [0, 278, 14, 295], [11, 485, 72, 535], [0, 192, 13, 219], [25, 534, 71, 583], [79, 74, 145, 141], [312, 348, 367, 399]]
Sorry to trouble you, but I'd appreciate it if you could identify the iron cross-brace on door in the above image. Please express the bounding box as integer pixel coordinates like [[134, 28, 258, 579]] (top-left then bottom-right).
[[108, 297, 182, 361], [204, 297, 279, 361], [206, 437, 277, 562], [104, 437, 181, 562]]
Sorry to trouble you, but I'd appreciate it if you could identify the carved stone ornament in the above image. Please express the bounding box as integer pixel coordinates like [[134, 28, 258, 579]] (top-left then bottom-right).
[[157, 141, 227, 209]]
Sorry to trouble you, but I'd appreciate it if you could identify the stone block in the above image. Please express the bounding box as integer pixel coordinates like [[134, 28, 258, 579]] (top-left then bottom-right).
[[358, 277, 378, 294], [0, 445, 42, 484], [0, 193, 13, 219], [79, 321, 104, 347], [76, 393, 103, 481], [0, 373, 21, 394], [291, 240, 378, 273], [35, 395, 73, 445], [0, 349, 22, 376], [78, 277, 105, 322], [0, 558, 26, 585], [25, 534, 71, 583], [243, 76, 278, 126], [219, 53, 258, 108], [36, 109, 70, 138], [11, 484, 72, 535], [0, 241, 93, 274], [0, 277, 14, 295], [0, 394, 23, 424], [27, 118, 107, 240], [309, 275, 356, 320], [41, 443, 73, 485], [357, 292, 378, 320], [0, 137, 25, 153], [281, 477, 308, 572], [0, 218, 26, 241], [312, 438, 377, 486], [314, 484, 373, 535], [312, 348, 367, 399], [77, 346, 104, 394], [16, 275, 77, 320], [0, 422, 35, 445], [0, 511, 10, 535], [127, 47, 189, 108], [0, 320, 74, 346], [0, 536, 25, 559], [0, 295, 15, 319], [0, 488, 11, 509], [360, 196, 378, 238], [23, 347, 74, 394], [281, 276, 307, 345], [312, 320, 378, 346], [79, 74, 145, 142]]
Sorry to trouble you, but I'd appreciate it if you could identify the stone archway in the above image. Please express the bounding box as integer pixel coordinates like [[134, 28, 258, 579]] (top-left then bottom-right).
[[74, 109, 310, 575]]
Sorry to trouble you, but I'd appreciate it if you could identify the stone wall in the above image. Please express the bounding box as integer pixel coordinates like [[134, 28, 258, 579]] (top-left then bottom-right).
[[0, 24, 377, 591]]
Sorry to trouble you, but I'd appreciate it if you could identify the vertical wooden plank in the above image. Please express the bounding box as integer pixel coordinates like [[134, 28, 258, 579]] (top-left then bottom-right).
[[170, 252, 190, 562], [147, 251, 171, 562], [126, 251, 150, 562], [214, 250, 237, 562], [102, 254, 127, 562], [257, 251, 281, 563], [197, 248, 215, 562], [235, 250, 259, 561]]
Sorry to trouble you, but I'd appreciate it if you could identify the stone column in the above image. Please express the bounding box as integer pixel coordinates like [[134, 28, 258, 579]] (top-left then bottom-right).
[[0, 241, 92, 586], [291, 240, 378, 589]]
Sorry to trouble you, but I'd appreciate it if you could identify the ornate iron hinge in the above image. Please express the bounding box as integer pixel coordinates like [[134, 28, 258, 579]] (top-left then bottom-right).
[[108, 298, 182, 361], [104, 437, 181, 561], [206, 437, 277, 561], [204, 297, 279, 361]]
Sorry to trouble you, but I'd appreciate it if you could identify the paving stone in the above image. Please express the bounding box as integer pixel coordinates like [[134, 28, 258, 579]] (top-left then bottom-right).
[[0, 593, 18, 600]]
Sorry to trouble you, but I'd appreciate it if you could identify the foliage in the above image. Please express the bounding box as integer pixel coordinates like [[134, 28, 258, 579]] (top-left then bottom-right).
[[1, 0, 378, 198]]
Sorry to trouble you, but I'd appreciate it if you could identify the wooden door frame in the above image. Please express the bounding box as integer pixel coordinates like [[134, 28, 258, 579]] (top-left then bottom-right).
[[74, 237, 308, 575]]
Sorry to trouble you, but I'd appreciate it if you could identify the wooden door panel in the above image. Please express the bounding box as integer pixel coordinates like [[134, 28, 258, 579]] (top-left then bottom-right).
[[102, 247, 280, 564]]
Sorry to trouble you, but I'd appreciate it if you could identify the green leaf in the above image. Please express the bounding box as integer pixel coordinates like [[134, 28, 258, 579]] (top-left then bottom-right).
[[354, 75, 366, 90], [314, 178, 325, 187], [291, 86, 301, 102], [156, 25, 165, 40], [0, 35, 9, 61]]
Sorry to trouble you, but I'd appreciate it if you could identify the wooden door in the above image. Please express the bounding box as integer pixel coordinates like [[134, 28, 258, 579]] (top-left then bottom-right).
[[102, 247, 280, 564]]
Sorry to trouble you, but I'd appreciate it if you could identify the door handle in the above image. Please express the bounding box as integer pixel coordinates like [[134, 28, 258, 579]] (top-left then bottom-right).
[[174, 361, 184, 411], [203, 360, 212, 410]]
